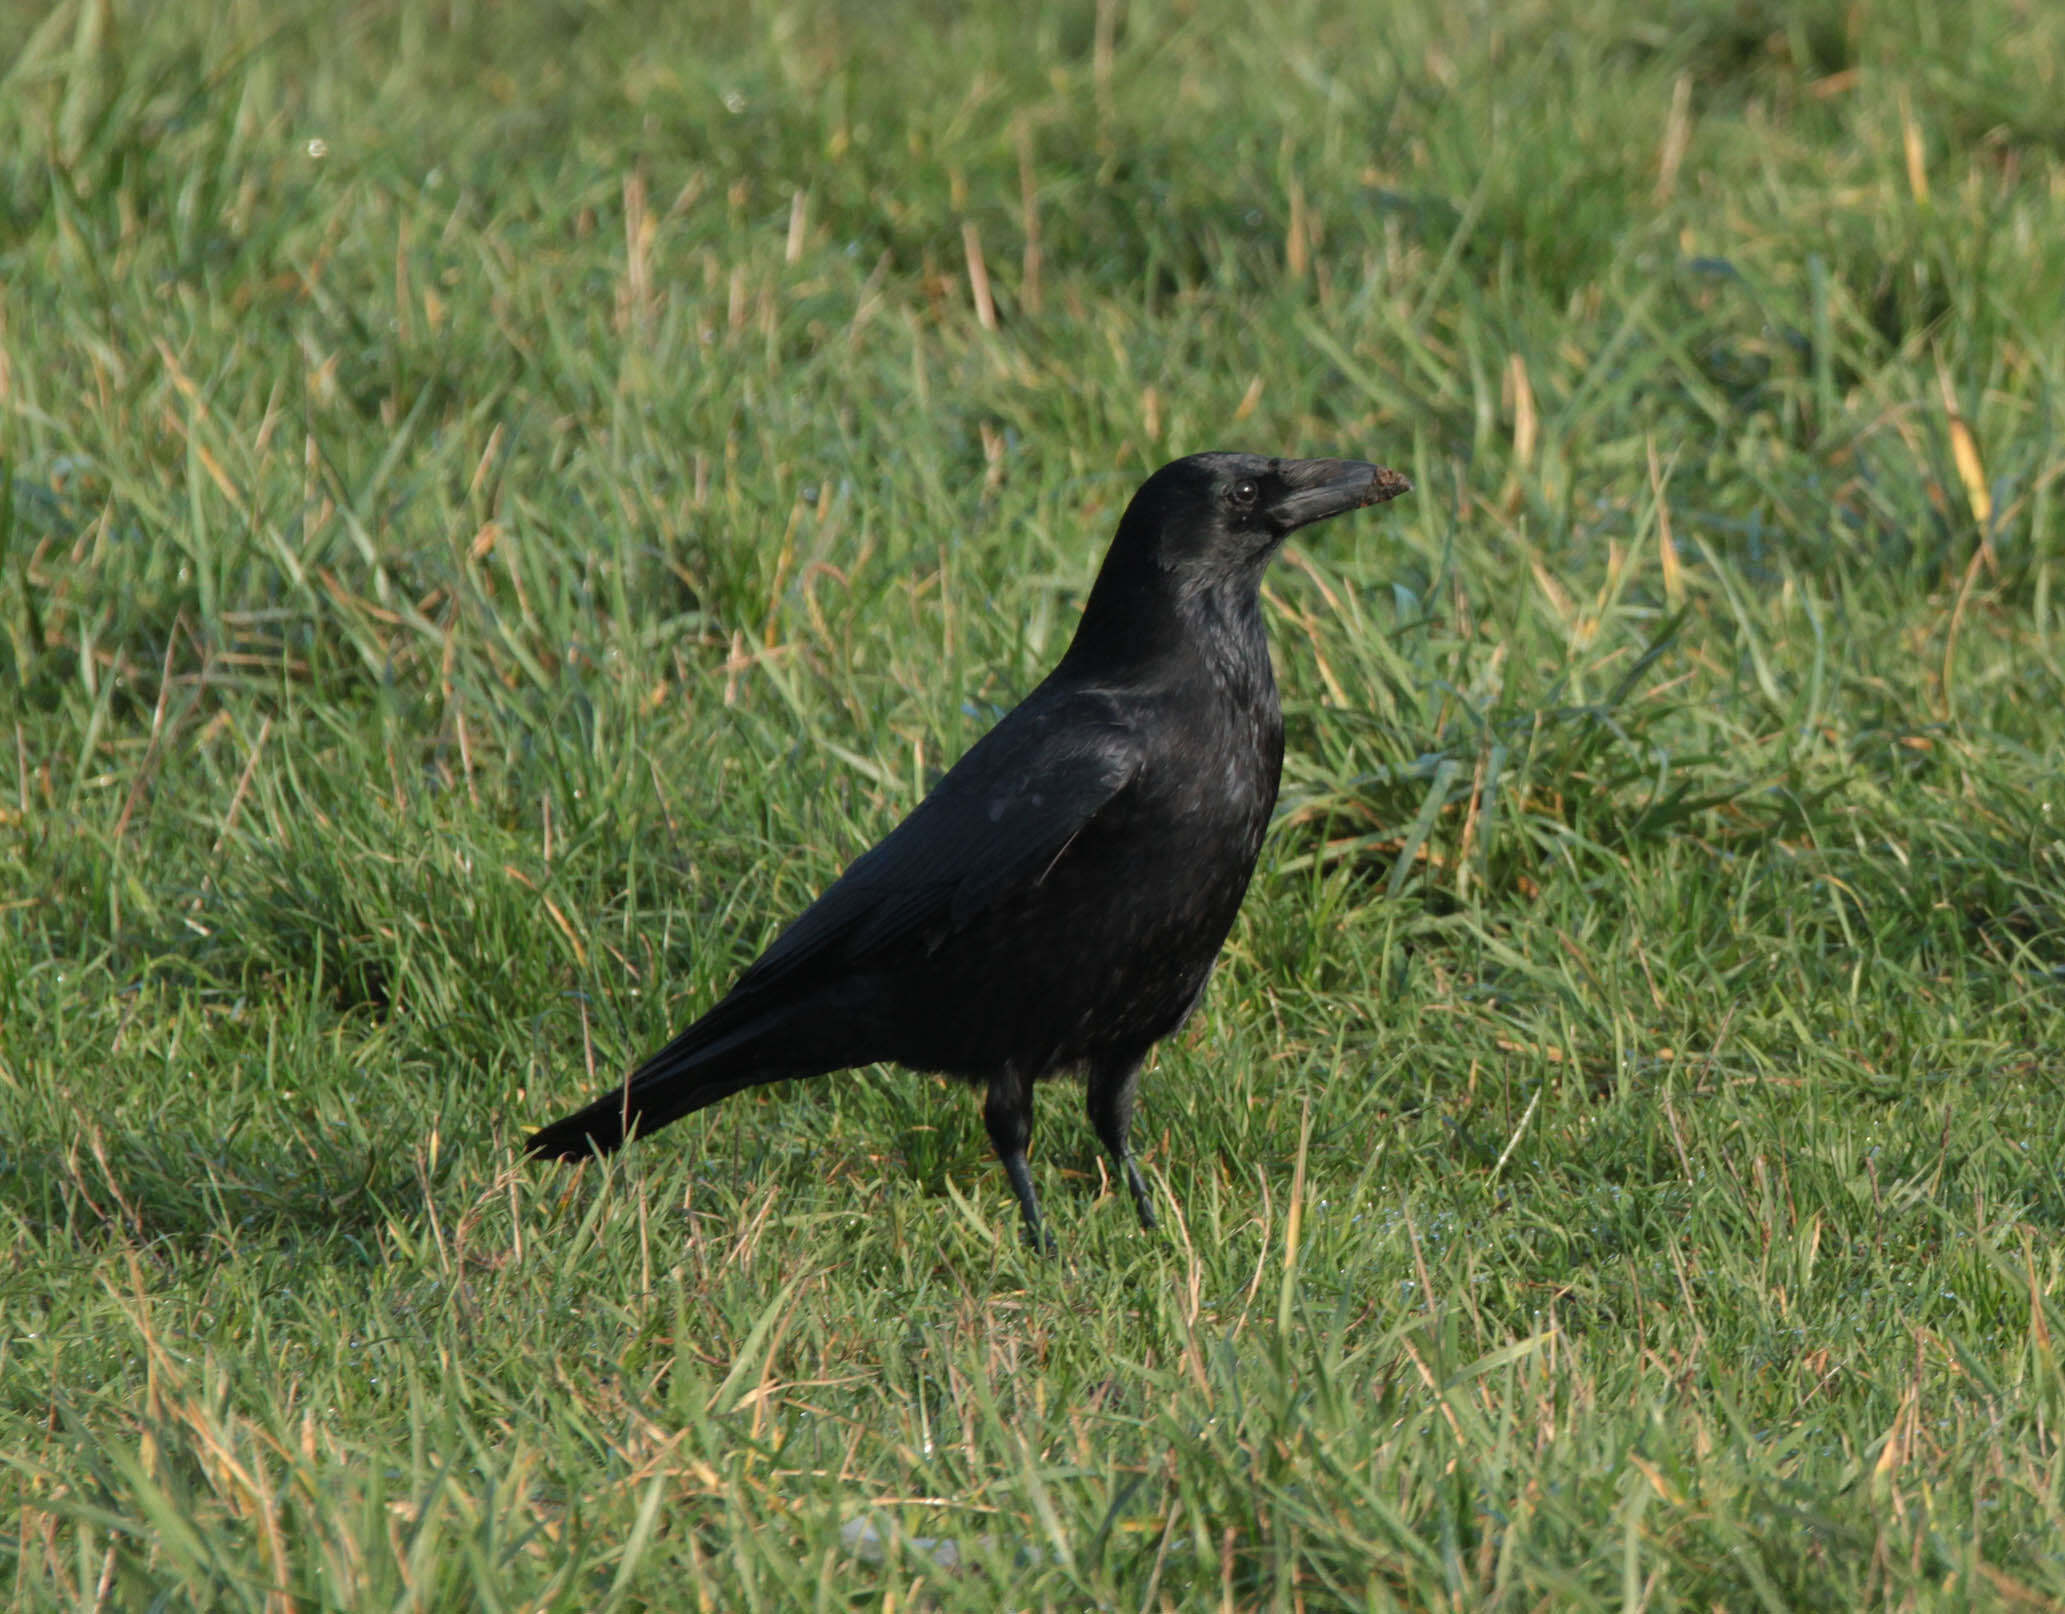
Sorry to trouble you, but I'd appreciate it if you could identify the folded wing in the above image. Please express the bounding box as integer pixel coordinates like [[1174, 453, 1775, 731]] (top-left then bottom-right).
[[732, 688, 1145, 997]]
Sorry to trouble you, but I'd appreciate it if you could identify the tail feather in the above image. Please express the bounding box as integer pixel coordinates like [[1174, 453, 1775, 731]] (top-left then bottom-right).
[[524, 996, 842, 1161], [523, 1065, 787, 1159]]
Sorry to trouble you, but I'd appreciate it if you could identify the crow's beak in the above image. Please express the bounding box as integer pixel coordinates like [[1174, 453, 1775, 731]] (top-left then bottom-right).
[[1268, 459, 1414, 533]]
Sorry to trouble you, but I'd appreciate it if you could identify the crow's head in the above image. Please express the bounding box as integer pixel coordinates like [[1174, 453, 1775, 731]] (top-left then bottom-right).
[[1077, 453, 1412, 655], [1156, 452, 1412, 561], [1131, 452, 1410, 585]]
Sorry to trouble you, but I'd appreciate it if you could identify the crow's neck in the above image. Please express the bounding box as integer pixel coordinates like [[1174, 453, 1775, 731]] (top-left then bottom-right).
[[1177, 582, 1277, 711], [1065, 575, 1276, 715]]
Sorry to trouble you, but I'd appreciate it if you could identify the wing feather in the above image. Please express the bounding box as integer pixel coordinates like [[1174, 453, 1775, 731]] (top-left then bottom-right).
[[730, 690, 1142, 995]]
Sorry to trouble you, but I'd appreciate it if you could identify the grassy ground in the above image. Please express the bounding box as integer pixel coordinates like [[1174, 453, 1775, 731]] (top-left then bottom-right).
[[4, 0, 2064, 1605]]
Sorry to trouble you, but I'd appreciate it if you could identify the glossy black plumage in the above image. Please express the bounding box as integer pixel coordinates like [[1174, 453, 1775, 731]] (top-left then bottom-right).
[[525, 452, 1412, 1245]]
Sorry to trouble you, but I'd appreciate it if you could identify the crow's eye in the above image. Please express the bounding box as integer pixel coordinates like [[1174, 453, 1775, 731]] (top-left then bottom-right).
[[1227, 478, 1260, 512]]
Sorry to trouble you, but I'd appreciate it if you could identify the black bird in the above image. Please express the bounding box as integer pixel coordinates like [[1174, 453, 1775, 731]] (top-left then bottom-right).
[[526, 452, 1412, 1245]]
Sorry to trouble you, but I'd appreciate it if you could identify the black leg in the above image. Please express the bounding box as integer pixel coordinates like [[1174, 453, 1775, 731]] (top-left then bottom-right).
[[1086, 1053, 1158, 1231], [984, 1070, 1052, 1252]]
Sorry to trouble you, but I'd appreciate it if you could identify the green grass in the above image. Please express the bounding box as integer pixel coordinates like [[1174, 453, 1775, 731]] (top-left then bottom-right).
[[4, 0, 2064, 1604]]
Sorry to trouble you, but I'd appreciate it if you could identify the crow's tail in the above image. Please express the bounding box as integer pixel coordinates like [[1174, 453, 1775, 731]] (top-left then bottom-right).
[[524, 1002, 828, 1161]]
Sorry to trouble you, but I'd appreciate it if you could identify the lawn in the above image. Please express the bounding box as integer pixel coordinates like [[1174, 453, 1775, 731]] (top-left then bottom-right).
[[4, 0, 2064, 1606]]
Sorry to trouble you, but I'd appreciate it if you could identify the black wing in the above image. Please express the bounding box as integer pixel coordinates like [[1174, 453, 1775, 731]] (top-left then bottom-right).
[[730, 687, 1144, 996]]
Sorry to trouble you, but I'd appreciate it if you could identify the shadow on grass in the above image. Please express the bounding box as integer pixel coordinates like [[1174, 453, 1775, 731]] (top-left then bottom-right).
[[0, 1117, 431, 1260]]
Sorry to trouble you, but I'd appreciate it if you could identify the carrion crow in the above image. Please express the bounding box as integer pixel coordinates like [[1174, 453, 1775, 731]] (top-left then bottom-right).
[[526, 451, 1413, 1247]]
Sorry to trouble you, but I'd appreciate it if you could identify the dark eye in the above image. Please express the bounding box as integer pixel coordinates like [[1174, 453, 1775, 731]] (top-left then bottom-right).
[[1227, 478, 1260, 512]]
